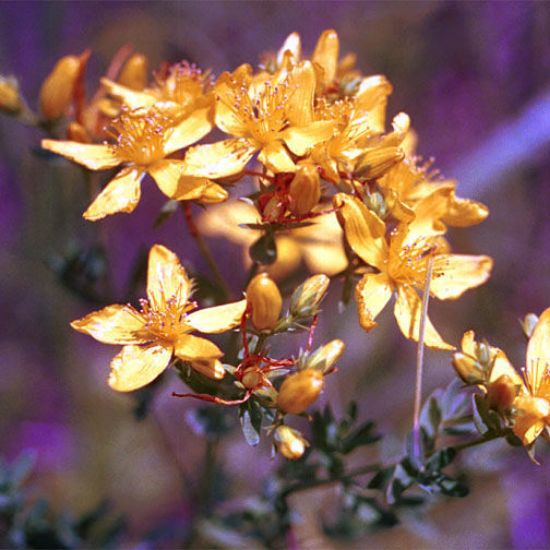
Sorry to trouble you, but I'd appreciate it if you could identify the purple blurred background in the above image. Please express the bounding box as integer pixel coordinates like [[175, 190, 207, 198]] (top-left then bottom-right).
[[2, 1, 550, 548]]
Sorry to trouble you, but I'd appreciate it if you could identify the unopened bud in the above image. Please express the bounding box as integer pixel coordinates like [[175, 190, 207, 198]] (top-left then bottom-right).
[[198, 182, 229, 204], [39, 54, 82, 120], [0, 76, 22, 114], [354, 147, 403, 179], [118, 53, 148, 90], [246, 273, 282, 331], [487, 375, 517, 412], [262, 196, 284, 222], [275, 426, 308, 460], [477, 340, 492, 366], [452, 352, 484, 385], [304, 339, 345, 374], [241, 367, 264, 390], [290, 274, 329, 318], [364, 190, 387, 219], [67, 121, 91, 143], [288, 164, 321, 215], [520, 313, 539, 339], [277, 369, 324, 414], [191, 358, 225, 380]]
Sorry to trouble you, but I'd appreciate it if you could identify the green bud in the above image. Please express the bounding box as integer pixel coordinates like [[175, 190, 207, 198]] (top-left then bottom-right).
[[290, 274, 330, 318]]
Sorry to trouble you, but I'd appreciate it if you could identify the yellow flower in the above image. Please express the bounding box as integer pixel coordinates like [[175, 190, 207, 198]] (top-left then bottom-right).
[[196, 201, 347, 280], [41, 105, 217, 220], [181, 61, 335, 178], [71, 244, 247, 392], [335, 193, 492, 349]]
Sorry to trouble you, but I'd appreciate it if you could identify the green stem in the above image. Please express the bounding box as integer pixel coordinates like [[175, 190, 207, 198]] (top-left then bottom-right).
[[452, 431, 505, 453]]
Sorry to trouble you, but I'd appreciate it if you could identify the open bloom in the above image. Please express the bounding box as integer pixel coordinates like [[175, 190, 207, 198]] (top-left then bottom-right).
[[71, 244, 247, 391], [335, 193, 492, 349], [42, 105, 219, 220]]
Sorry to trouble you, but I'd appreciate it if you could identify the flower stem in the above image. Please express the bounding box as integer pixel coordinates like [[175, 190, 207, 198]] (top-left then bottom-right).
[[452, 431, 504, 453]]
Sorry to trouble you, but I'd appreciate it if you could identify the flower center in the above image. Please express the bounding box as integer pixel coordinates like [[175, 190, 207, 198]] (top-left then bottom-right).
[[139, 295, 194, 342]]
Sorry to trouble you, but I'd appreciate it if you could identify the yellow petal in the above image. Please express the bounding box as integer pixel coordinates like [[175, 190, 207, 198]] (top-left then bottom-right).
[[526, 307, 550, 396], [302, 242, 348, 276], [407, 185, 454, 240], [197, 182, 229, 204], [197, 201, 260, 242], [286, 61, 316, 127], [277, 32, 302, 65], [460, 330, 477, 357], [355, 273, 393, 331], [333, 193, 388, 270], [214, 67, 253, 137], [355, 75, 393, 132], [108, 344, 172, 392], [182, 138, 257, 178], [190, 358, 225, 380], [83, 167, 143, 221], [147, 244, 191, 309], [430, 254, 493, 300], [442, 192, 489, 227], [71, 305, 148, 345], [513, 395, 550, 445], [163, 106, 213, 155], [266, 236, 302, 279], [258, 141, 296, 173], [394, 284, 455, 350], [490, 350, 523, 387], [174, 334, 222, 361], [283, 121, 335, 156], [41, 139, 120, 170], [148, 159, 208, 200], [101, 77, 156, 109], [186, 299, 247, 333], [312, 29, 339, 87]]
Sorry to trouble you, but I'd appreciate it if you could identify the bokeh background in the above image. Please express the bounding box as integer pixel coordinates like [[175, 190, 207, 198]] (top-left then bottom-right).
[[2, 1, 550, 548]]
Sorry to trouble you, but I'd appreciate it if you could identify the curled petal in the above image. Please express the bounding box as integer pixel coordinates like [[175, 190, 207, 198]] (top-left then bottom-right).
[[71, 304, 148, 345], [147, 244, 191, 309], [163, 106, 213, 155], [258, 141, 295, 173], [187, 299, 247, 334], [407, 185, 454, 241], [312, 29, 339, 87], [283, 121, 335, 156], [277, 32, 302, 65], [108, 344, 172, 392], [442, 192, 489, 227], [148, 159, 208, 200], [430, 254, 493, 300], [174, 334, 222, 361], [490, 350, 523, 387], [526, 307, 550, 396], [355, 273, 393, 332], [460, 330, 477, 357], [513, 395, 550, 446], [394, 284, 454, 350], [333, 193, 387, 270], [182, 138, 257, 179], [83, 167, 143, 221], [197, 182, 229, 204], [42, 140, 120, 170]]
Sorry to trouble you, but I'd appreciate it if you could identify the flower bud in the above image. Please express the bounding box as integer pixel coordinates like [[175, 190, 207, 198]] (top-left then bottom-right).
[[246, 273, 282, 331], [487, 375, 517, 412], [0, 76, 22, 114], [191, 358, 225, 380], [477, 340, 492, 366], [118, 53, 148, 90], [305, 339, 345, 374], [288, 164, 321, 215], [290, 274, 329, 318], [452, 352, 484, 385], [354, 146, 403, 179], [274, 426, 308, 460], [262, 196, 284, 222], [241, 367, 264, 390], [520, 313, 539, 339], [39, 54, 82, 120], [277, 369, 324, 414], [198, 182, 229, 204]]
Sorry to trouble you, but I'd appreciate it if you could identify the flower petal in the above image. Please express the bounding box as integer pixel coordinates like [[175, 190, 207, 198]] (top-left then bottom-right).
[[513, 395, 550, 445], [174, 334, 223, 361], [214, 66, 253, 137], [286, 61, 316, 127], [148, 159, 208, 200], [355, 75, 393, 133], [312, 29, 339, 87], [108, 344, 172, 392], [283, 121, 335, 156], [101, 77, 156, 109], [258, 141, 296, 173], [526, 307, 550, 396], [187, 299, 247, 333], [302, 242, 348, 276], [277, 32, 302, 65], [394, 285, 455, 350], [182, 138, 257, 179], [42, 139, 120, 170], [442, 191, 489, 227], [147, 244, 191, 309], [430, 254, 493, 300], [355, 273, 393, 331], [163, 106, 213, 155], [197, 201, 260, 242], [333, 193, 388, 270], [190, 358, 225, 380], [71, 304, 148, 345], [83, 167, 143, 221]]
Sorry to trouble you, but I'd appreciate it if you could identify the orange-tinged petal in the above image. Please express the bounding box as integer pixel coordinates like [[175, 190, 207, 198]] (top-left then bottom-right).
[[312, 29, 339, 87], [258, 141, 296, 173], [430, 254, 493, 300], [286, 61, 316, 126], [442, 192, 489, 227], [41, 139, 120, 170], [283, 121, 335, 156], [182, 138, 257, 178], [191, 358, 225, 380], [71, 304, 148, 345], [101, 77, 156, 109], [147, 244, 191, 309], [108, 344, 172, 392], [526, 307, 550, 395], [394, 284, 455, 350], [163, 106, 213, 155], [83, 167, 143, 221], [333, 193, 388, 270], [490, 350, 523, 387], [187, 299, 247, 334], [148, 159, 208, 200], [355, 273, 393, 331], [174, 333, 222, 361], [513, 395, 550, 445]]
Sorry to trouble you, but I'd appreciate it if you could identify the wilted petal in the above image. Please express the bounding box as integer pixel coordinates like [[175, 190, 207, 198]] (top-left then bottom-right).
[[187, 299, 247, 333], [355, 273, 393, 331], [430, 254, 493, 300], [394, 284, 454, 350], [71, 304, 148, 345], [83, 167, 143, 221], [442, 192, 489, 227], [42, 139, 120, 170], [148, 159, 208, 200], [147, 244, 191, 309], [333, 193, 387, 270], [526, 307, 550, 395], [108, 344, 172, 392], [283, 121, 335, 156], [174, 333, 223, 361], [182, 138, 257, 178], [163, 106, 213, 155], [312, 29, 339, 87], [286, 61, 316, 126], [258, 141, 295, 173], [101, 78, 156, 109]]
